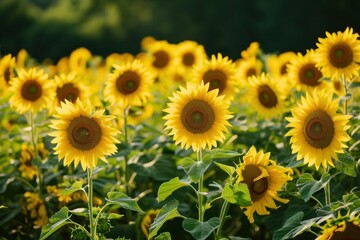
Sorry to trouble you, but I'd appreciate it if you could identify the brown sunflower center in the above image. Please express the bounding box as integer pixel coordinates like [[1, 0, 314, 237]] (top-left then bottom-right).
[[181, 99, 215, 133], [68, 116, 102, 150], [116, 71, 140, 95], [4, 66, 11, 84], [299, 64, 322, 86], [330, 222, 360, 240], [280, 62, 289, 75], [334, 81, 341, 91], [182, 52, 195, 67], [246, 68, 257, 78], [203, 70, 227, 94], [21, 80, 42, 102], [56, 83, 80, 103], [329, 42, 353, 68], [258, 85, 278, 108], [303, 110, 334, 149], [241, 164, 269, 201], [153, 50, 170, 69]]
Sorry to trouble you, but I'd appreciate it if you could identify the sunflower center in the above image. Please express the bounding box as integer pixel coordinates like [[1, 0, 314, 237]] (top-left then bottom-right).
[[246, 68, 257, 78], [181, 99, 215, 133], [4, 66, 11, 84], [258, 85, 277, 108], [21, 80, 42, 102], [299, 64, 322, 86], [68, 116, 102, 150], [182, 52, 195, 67], [241, 164, 269, 201], [153, 50, 170, 69], [203, 70, 227, 94], [334, 81, 341, 90], [329, 43, 353, 68], [330, 222, 360, 240], [116, 71, 140, 95], [280, 62, 289, 75], [56, 83, 80, 103], [303, 110, 334, 148]]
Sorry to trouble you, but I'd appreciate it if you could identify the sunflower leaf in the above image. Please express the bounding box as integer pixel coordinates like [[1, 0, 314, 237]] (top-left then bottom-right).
[[182, 217, 220, 240], [148, 199, 184, 239], [154, 232, 172, 240], [182, 157, 212, 182], [221, 183, 251, 206], [60, 180, 84, 196], [40, 207, 73, 240], [214, 162, 236, 177], [158, 177, 190, 202], [209, 149, 242, 159], [106, 191, 144, 213], [296, 173, 331, 202], [273, 212, 309, 240], [334, 153, 356, 177]]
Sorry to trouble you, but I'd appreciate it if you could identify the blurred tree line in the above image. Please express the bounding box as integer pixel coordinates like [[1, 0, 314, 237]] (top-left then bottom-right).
[[1, 0, 359, 62]]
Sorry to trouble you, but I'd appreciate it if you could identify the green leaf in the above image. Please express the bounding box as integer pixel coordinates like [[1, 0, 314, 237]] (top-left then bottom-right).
[[154, 232, 172, 240], [182, 157, 212, 182], [182, 217, 220, 240], [0, 205, 7, 209], [221, 183, 251, 206], [158, 177, 190, 202], [209, 149, 242, 159], [106, 192, 143, 213], [107, 213, 124, 219], [68, 208, 87, 217], [40, 207, 73, 240], [296, 173, 331, 202], [350, 81, 360, 88], [273, 212, 321, 240], [214, 162, 235, 177], [335, 154, 356, 177], [148, 200, 184, 239], [60, 180, 84, 196], [0, 175, 15, 194]]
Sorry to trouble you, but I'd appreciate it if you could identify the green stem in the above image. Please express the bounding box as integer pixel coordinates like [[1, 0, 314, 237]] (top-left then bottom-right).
[[216, 200, 230, 239], [87, 168, 96, 240], [342, 74, 348, 115], [197, 149, 204, 222], [123, 107, 129, 194], [324, 168, 331, 206]]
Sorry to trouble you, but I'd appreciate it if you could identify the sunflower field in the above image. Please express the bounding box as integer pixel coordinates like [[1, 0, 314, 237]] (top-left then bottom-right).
[[0, 28, 359, 240]]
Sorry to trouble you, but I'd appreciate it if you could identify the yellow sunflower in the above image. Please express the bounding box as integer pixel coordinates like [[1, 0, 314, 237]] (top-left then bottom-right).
[[236, 146, 293, 223], [235, 57, 263, 86], [192, 53, 237, 102], [247, 73, 286, 119], [48, 99, 120, 170], [16, 49, 30, 68], [174, 40, 208, 82], [18, 142, 48, 180], [0, 54, 16, 94], [69, 47, 92, 73], [141, 209, 160, 238], [315, 27, 360, 80], [286, 90, 351, 170], [328, 78, 345, 97], [163, 81, 233, 152], [105, 52, 134, 71], [287, 50, 326, 92], [316, 214, 360, 240], [9, 68, 55, 114], [104, 59, 154, 108], [241, 42, 261, 59], [23, 191, 48, 228], [267, 51, 297, 79]]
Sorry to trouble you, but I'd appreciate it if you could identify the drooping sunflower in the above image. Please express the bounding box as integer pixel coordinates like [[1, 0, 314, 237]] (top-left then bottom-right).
[[18, 142, 48, 180], [48, 99, 120, 170], [235, 146, 293, 223], [9, 68, 55, 114], [287, 50, 326, 92], [104, 59, 154, 108], [192, 53, 237, 102], [235, 57, 263, 86], [163, 81, 233, 152], [247, 73, 286, 119], [316, 214, 360, 240], [0, 54, 16, 94], [286, 90, 351, 170], [315, 27, 360, 80], [23, 192, 48, 228]]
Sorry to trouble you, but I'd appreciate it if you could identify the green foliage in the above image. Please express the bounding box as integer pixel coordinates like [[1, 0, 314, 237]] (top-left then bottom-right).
[[40, 207, 74, 240], [182, 156, 212, 182], [296, 173, 332, 202], [106, 192, 143, 213], [182, 217, 220, 240], [157, 177, 190, 202], [221, 183, 251, 206]]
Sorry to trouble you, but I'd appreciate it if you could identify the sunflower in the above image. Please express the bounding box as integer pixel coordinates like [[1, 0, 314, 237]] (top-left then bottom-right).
[[241, 42, 261, 59], [163, 81, 233, 152], [9, 68, 55, 114], [104, 59, 154, 108], [287, 50, 327, 92], [48, 99, 120, 170], [69, 47, 92, 73], [192, 53, 237, 102], [286, 90, 351, 170], [235, 57, 263, 86], [267, 51, 297, 79], [328, 78, 345, 97], [141, 209, 160, 238], [247, 73, 286, 119], [0, 54, 16, 94], [235, 146, 293, 223], [23, 192, 48, 228], [105, 52, 134, 71], [315, 27, 360, 80], [316, 214, 360, 240], [174, 40, 207, 82], [18, 142, 48, 180]]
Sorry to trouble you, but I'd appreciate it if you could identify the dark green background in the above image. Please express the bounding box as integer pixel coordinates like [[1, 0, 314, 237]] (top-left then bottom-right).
[[1, 0, 359, 62]]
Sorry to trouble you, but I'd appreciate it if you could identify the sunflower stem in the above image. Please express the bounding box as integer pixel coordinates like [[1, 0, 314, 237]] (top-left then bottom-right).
[[215, 200, 230, 239], [197, 149, 205, 222], [87, 168, 96, 240], [324, 168, 331, 206], [342, 74, 348, 115], [123, 107, 129, 194]]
